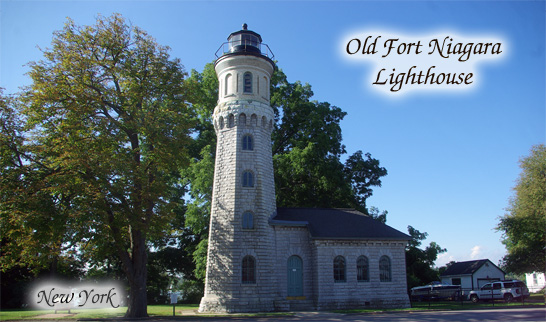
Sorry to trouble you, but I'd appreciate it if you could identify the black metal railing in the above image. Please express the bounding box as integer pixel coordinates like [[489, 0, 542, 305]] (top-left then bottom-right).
[[215, 41, 275, 59]]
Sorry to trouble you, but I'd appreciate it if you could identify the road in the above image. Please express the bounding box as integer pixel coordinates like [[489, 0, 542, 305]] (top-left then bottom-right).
[[163, 307, 545, 322]]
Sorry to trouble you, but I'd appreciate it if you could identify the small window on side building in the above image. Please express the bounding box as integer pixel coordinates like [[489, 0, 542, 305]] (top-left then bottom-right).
[[379, 255, 391, 282], [357, 256, 369, 282], [334, 256, 346, 282]]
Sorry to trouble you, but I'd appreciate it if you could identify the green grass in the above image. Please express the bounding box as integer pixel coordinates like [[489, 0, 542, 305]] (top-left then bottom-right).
[[334, 293, 545, 314], [0, 304, 199, 320], [0, 309, 57, 320]]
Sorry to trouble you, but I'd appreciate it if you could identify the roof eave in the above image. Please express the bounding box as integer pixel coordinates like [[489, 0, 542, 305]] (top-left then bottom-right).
[[269, 219, 309, 227], [310, 236, 411, 242]]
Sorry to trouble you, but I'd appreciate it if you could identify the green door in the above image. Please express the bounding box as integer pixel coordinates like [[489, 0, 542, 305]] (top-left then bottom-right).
[[287, 255, 303, 297]]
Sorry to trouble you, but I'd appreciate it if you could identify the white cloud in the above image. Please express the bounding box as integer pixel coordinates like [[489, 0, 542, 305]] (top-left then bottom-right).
[[470, 245, 482, 259], [436, 252, 456, 267]]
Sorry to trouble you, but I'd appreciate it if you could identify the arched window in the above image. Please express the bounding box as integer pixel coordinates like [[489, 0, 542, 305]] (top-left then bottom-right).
[[250, 114, 257, 126], [263, 76, 268, 98], [239, 113, 246, 126], [357, 256, 369, 282], [379, 255, 391, 282], [333, 256, 346, 282], [242, 255, 256, 284], [242, 135, 253, 151], [218, 116, 224, 129], [225, 73, 232, 96], [228, 114, 235, 128], [242, 171, 254, 187], [242, 211, 254, 229], [243, 72, 252, 93]]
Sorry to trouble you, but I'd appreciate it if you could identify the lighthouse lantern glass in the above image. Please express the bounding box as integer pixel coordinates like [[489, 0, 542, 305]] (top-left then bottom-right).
[[228, 33, 260, 52]]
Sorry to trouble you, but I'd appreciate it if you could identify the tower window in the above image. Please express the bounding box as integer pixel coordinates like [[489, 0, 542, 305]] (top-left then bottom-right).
[[242, 171, 254, 187], [225, 73, 232, 96], [242, 211, 254, 229], [239, 113, 246, 126], [357, 256, 369, 282], [242, 135, 253, 151], [243, 72, 252, 93], [333, 256, 346, 283], [379, 255, 391, 282], [228, 114, 235, 128], [242, 255, 256, 284]]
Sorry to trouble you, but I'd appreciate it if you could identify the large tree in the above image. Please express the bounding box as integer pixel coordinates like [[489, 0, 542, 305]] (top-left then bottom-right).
[[497, 144, 546, 274], [0, 15, 193, 317], [271, 70, 387, 212]]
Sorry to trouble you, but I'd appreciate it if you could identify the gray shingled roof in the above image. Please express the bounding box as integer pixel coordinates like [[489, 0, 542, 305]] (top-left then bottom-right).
[[440, 259, 503, 276], [271, 207, 410, 240]]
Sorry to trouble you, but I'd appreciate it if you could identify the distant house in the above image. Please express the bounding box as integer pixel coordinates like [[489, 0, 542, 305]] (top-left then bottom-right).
[[440, 259, 505, 290], [525, 272, 546, 292]]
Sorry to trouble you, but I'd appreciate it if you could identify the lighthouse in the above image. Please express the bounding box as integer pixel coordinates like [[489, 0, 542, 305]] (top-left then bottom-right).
[[198, 24, 278, 313], [198, 24, 411, 313]]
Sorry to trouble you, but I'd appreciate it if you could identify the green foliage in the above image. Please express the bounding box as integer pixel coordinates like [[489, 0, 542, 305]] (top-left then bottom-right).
[[178, 279, 204, 304], [368, 206, 388, 224], [498, 144, 546, 274], [0, 14, 194, 317], [405, 226, 446, 290], [271, 68, 387, 211]]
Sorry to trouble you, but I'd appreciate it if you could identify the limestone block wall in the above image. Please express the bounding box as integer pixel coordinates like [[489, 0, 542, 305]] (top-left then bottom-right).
[[313, 240, 410, 310], [200, 99, 278, 313], [273, 226, 316, 301]]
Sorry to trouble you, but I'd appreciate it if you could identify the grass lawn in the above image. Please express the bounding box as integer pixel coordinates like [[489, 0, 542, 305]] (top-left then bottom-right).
[[0, 304, 199, 320], [332, 293, 545, 314]]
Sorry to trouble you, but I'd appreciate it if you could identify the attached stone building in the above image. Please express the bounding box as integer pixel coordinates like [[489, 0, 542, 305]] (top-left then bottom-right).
[[198, 24, 410, 313]]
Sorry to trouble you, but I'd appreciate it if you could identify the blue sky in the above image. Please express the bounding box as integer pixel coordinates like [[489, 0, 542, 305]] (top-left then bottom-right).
[[2, 0, 545, 268]]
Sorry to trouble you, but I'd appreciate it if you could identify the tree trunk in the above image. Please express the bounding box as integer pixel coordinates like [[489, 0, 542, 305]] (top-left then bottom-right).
[[124, 229, 148, 318], [125, 276, 148, 318]]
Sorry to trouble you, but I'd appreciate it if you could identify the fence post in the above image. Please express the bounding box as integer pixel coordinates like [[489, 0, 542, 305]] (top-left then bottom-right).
[[428, 288, 431, 309], [459, 288, 464, 306]]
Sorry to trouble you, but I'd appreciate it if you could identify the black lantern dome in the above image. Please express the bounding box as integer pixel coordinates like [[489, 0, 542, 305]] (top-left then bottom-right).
[[215, 23, 274, 62], [227, 23, 263, 54]]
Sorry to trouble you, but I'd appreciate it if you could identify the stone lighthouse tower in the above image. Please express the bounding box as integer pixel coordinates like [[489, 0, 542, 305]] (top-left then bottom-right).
[[198, 24, 277, 313]]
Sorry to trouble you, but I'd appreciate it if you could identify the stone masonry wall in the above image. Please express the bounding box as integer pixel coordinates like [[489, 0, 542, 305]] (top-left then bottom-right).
[[313, 240, 410, 310]]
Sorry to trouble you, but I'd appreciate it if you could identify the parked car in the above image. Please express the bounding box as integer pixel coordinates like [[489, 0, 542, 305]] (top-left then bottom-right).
[[468, 280, 530, 303], [411, 282, 462, 301]]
